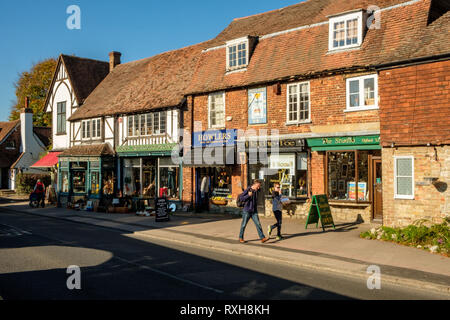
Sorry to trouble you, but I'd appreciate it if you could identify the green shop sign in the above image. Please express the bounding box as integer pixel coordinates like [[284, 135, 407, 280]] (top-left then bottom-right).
[[307, 135, 380, 151], [116, 143, 177, 157]]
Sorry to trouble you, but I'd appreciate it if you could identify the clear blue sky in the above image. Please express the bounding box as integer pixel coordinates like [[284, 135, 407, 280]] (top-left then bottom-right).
[[0, 0, 302, 122]]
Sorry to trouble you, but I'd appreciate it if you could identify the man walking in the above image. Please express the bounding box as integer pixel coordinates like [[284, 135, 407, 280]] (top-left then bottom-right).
[[238, 180, 269, 243]]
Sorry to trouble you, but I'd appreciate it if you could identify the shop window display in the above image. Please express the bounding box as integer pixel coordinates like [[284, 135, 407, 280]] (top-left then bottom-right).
[[61, 171, 69, 193], [159, 167, 179, 199], [265, 153, 308, 198], [123, 159, 140, 196], [142, 159, 156, 197], [91, 172, 100, 195], [327, 151, 370, 201], [72, 171, 86, 193]]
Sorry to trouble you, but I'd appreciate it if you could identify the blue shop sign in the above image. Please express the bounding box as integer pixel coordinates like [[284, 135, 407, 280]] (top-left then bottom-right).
[[193, 129, 237, 147]]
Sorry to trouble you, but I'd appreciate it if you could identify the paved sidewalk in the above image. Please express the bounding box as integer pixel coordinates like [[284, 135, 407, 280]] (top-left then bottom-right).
[[1, 201, 449, 295]]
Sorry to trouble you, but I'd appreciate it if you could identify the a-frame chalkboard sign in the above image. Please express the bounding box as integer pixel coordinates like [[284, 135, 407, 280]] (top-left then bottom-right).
[[305, 195, 335, 231]]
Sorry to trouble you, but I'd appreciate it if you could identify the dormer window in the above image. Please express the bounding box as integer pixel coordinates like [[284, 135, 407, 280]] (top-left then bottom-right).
[[226, 37, 249, 71], [329, 11, 364, 51]]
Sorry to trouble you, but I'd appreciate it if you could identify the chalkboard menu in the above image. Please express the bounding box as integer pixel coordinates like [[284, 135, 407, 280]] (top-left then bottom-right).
[[155, 197, 170, 222], [305, 195, 335, 231]]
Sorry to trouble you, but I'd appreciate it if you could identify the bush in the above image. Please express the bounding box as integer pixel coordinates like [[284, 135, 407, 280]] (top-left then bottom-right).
[[16, 173, 51, 195], [361, 219, 449, 256]]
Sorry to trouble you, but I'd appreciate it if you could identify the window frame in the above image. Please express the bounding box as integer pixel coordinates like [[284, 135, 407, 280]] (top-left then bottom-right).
[[56, 101, 66, 135], [345, 74, 378, 112], [394, 155, 415, 200], [286, 81, 311, 125], [208, 92, 226, 129], [328, 12, 363, 51], [81, 118, 102, 140], [226, 37, 249, 71], [126, 112, 168, 137]]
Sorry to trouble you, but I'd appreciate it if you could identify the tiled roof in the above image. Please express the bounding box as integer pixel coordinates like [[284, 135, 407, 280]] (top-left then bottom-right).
[[58, 143, 115, 157], [33, 127, 51, 147], [61, 55, 109, 104], [68, 42, 210, 121], [0, 120, 20, 144], [187, 0, 450, 94], [207, 0, 414, 47]]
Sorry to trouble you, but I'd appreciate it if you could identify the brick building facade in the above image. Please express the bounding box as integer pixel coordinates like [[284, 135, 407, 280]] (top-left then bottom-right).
[[379, 60, 450, 227]]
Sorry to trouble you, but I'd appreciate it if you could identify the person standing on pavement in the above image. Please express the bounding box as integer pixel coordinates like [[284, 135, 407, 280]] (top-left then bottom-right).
[[268, 183, 284, 240], [238, 180, 269, 244]]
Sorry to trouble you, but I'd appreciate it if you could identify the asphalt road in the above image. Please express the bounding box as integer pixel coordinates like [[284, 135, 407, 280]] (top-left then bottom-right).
[[0, 209, 448, 301]]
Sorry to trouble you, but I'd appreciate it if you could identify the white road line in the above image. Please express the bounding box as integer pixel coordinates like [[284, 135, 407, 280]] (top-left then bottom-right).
[[113, 256, 224, 294]]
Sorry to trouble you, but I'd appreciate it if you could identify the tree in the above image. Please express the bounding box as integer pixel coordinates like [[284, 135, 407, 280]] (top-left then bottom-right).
[[9, 58, 57, 127]]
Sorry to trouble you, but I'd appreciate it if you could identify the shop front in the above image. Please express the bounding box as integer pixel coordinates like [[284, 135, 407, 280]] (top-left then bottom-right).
[[116, 143, 182, 211], [244, 137, 309, 216], [184, 129, 239, 213], [57, 144, 116, 208], [307, 135, 382, 223]]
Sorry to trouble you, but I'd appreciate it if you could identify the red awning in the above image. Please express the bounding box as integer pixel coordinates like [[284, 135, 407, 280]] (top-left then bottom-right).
[[31, 152, 61, 168]]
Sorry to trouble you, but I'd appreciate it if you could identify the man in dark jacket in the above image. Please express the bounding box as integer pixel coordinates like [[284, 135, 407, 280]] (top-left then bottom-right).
[[238, 180, 268, 243]]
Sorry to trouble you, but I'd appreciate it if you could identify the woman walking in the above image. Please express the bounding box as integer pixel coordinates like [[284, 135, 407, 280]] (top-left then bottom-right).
[[268, 183, 284, 240]]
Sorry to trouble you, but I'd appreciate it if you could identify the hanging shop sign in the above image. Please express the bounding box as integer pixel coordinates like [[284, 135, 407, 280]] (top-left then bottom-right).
[[305, 195, 335, 231], [269, 154, 296, 171], [248, 87, 267, 125], [193, 129, 237, 148]]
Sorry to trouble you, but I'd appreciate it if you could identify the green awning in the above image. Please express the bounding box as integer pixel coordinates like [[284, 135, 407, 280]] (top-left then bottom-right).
[[116, 143, 177, 157], [307, 135, 380, 151]]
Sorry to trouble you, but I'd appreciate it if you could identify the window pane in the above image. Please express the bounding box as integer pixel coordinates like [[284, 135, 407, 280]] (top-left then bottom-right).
[[128, 116, 133, 136], [346, 19, 358, 45], [328, 151, 356, 201], [397, 177, 413, 195], [97, 119, 101, 137], [364, 78, 375, 106], [358, 151, 369, 201], [160, 112, 166, 134], [86, 120, 90, 138], [146, 114, 153, 135], [140, 114, 146, 135], [299, 83, 309, 120], [397, 158, 412, 176], [92, 120, 96, 137], [134, 115, 139, 136], [349, 80, 360, 107], [154, 113, 159, 133]]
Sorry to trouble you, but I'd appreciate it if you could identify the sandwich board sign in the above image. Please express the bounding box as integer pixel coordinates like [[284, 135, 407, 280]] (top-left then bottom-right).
[[155, 197, 170, 222], [305, 195, 335, 231]]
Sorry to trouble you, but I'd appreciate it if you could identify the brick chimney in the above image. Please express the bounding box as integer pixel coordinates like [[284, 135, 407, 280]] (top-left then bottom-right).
[[20, 97, 33, 153], [109, 51, 121, 72]]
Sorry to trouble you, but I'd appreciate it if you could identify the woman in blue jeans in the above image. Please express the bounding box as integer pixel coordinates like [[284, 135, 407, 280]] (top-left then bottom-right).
[[238, 180, 269, 244], [268, 183, 283, 240]]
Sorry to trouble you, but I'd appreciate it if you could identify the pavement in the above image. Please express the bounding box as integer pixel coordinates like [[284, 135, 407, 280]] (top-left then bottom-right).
[[0, 199, 449, 296]]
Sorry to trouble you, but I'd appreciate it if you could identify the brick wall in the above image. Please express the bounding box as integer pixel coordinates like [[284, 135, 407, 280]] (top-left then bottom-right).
[[382, 146, 450, 227], [191, 72, 380, 134], [379, 60, 450, 146]]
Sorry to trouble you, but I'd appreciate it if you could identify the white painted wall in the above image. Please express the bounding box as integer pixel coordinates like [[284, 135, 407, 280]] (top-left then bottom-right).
[[45, 63, 78, 151]]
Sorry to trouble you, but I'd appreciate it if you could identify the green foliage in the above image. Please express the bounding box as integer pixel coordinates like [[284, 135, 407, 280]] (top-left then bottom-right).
[[16, 173, 51, 195], [9, 58, 57, 127], [361, 219, 450, 256]]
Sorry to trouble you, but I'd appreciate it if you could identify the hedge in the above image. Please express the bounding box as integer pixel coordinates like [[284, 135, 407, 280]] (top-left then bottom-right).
[[16, 173, 51, 195]]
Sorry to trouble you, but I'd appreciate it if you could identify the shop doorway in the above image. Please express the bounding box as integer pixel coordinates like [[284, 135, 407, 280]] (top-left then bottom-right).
[[372, 158, 383, 221]]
